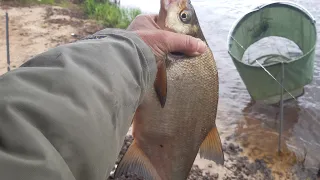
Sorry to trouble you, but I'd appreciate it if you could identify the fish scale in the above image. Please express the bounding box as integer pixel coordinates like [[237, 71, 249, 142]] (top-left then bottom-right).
[[114, 0, 224, 180]]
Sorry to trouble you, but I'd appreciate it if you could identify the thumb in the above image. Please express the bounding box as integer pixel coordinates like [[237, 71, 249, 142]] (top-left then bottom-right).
[[164, 31, 207, 56]]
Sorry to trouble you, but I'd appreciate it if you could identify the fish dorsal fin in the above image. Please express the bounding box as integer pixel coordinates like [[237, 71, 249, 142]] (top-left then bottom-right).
[[154, 60, 167, 108], [113, 140, 161, 180], [199, 126, 225, 165]]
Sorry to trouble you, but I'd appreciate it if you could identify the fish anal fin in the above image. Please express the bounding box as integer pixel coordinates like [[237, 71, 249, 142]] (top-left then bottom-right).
[[114, 140, 161, 180], [199, 126, 225, 165], [154, 60, 167, 108]]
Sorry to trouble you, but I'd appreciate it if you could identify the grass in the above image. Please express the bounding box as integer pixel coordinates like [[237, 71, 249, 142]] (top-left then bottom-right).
[[84, 0, 141, 29], [3, 0, 141, 29]]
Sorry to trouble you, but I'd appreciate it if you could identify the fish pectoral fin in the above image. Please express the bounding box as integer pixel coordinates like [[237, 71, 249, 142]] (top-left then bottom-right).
[[199, 126, 225, 165], [154, 60, 167, 108], [113, 140, 161, 180]]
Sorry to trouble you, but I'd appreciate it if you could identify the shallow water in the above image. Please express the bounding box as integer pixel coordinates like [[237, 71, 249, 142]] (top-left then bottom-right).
[[121, 0, 320, 177]]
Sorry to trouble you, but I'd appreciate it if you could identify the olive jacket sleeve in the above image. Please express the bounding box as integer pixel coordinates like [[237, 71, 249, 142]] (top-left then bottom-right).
[[0, 28, 157, 180]]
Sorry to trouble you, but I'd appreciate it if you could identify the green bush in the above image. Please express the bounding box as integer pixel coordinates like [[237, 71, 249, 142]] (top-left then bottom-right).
[[84, 0, 141, 29]]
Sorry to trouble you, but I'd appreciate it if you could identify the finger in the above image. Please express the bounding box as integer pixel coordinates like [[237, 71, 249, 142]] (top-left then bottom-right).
[[127, 14, 160, 31], [148, 14, 158, 21], [147, 14, 161, 30], [162, 31, 207, 56]]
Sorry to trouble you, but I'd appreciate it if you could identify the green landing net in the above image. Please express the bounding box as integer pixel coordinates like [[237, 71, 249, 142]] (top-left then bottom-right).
[[227, 1, 317, 105]]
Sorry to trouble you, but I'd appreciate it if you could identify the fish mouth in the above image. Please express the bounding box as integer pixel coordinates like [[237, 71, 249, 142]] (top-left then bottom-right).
[[169, 52, 185, 59]]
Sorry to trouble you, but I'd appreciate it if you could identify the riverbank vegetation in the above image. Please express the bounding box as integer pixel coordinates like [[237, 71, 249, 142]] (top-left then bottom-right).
[[2, 0, 141, 29], [84, 0, 141, 28]]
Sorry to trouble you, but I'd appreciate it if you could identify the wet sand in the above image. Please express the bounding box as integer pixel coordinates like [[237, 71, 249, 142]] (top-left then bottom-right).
[[108, 135, 276, 180], [1, 0, 320, 179]]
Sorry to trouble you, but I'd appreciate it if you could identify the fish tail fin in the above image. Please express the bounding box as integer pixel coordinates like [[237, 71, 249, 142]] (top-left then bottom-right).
[[199, 126, 225, 165], [114, 140, 161, 180]]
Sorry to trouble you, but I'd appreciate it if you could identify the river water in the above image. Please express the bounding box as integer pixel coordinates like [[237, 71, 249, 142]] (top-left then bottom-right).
[[121, 0, 320, 178]]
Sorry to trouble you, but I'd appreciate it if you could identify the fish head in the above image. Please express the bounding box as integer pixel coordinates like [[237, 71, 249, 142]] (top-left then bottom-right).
[[157, 0, 207, 61], [158, 0, 200, 37]]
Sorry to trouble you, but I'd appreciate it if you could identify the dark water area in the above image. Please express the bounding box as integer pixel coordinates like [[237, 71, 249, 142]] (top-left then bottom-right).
[[191, 0, 320, 177]]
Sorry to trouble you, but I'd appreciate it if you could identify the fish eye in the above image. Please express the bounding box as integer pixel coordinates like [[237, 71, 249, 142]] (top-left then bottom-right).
[[179, 10, 192, 24]]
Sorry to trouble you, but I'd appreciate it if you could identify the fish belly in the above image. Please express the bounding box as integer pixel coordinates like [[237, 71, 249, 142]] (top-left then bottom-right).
[[135, 50, 219, 180]]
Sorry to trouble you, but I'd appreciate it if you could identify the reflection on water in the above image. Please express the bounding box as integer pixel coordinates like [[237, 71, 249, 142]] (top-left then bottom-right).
[[237, 101, 301, 179], [122, 0, 320, 178]]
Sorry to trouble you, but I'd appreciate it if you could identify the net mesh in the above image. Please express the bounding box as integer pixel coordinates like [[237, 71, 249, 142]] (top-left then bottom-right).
[[242, 36, 303, 67], [227, 2, 317, 104]]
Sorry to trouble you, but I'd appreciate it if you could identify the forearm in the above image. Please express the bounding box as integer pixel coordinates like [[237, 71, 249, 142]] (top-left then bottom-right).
[[0, 28, 156, 180]]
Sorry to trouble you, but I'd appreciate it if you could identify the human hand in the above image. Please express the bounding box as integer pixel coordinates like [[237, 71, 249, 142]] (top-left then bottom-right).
[[127, 14, 207, 67], [127, 14, 207, 108]]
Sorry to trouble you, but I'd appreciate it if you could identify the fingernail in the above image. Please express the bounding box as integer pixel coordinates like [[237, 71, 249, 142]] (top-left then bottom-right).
[[196, 39, 207, 54]]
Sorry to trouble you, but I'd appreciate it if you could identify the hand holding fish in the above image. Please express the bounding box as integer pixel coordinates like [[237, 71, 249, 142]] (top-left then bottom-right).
[[128, 14, 208, 67], [114, 0, 224, 180], [126, 14, 208, 107]]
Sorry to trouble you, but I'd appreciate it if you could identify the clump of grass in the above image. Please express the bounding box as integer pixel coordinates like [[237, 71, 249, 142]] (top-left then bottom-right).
[[84, 0, 141, 29]]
